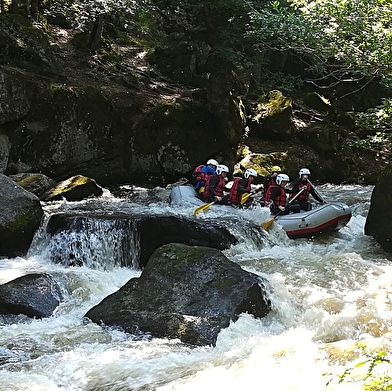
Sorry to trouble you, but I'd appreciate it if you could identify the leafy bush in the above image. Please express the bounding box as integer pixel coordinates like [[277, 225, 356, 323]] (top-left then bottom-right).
[[325, 343, 392, 390]]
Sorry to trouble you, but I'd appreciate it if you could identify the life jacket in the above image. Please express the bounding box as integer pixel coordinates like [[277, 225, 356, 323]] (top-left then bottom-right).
[[290, 182, 310, 202], [192, 165, 205, 183], [266, 185, 286, 206], [263, 177, 276, 198], [203, 175, 225, 198], [193, 165, 216, 184], [229, 178, 250, 204]]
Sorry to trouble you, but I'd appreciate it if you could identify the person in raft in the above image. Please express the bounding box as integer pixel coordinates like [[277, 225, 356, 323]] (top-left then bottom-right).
[[265, 173, 301, 215], [192, 158, 219, 195], [289, 168, 326, 211], [201, 164, 230, 205], [228, 168, 258, 207]]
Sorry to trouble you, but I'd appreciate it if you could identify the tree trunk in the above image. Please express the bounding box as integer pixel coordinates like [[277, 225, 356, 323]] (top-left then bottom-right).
[[29, 0, 41, 19], [11, 0, 18, 13], [88, 14, 104, 51]]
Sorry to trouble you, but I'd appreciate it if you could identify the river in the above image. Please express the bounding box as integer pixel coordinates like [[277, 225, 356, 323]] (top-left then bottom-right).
[[1, 183, 392, 391]]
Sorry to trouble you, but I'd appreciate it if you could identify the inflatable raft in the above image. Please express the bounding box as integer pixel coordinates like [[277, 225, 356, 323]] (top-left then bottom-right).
[[169, 185, 352, 239]]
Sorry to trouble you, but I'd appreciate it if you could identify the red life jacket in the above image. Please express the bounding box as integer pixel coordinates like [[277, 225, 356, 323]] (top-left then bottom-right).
[[229, 178, 250, 203], [266, 185, 286, 206], [193, 165, 204, 181], [203, 175, 225, 198], [290, 182, 310, 202], [193, 165, 210, 184], [263, 177, 277, 198]]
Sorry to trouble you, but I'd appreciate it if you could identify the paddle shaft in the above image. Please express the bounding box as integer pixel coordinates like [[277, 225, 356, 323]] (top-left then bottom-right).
[[193, 201, 215, 216], [273, 186, 305, 219], [261, 187, 306, 230], [306, 178, 326, 203]]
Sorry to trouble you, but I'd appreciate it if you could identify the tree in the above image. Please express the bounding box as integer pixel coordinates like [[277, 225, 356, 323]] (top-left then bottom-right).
[[45, 0, 139, 50], [248, 0, 392, 89]]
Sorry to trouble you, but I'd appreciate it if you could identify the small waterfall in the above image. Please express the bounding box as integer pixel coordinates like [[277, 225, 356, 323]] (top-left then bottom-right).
[[29, 215, 141, 270]]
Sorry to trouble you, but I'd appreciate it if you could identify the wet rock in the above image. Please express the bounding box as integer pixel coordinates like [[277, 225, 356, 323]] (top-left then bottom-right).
[[41, 175, 103, 201], [46, 213, 238, 268], [0, 273, 63, 318], [85, 243, 271, 346], [365, 163, 392, 252]]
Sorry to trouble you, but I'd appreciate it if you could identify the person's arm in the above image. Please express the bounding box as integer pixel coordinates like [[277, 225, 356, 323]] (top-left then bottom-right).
[[269, 187, 281, 206], [237, 179, 250, 194], [208, 176, 219, 198], [309, 185, 324, 203], [202, 166, 216, 175], [287, 178, 300, 194]]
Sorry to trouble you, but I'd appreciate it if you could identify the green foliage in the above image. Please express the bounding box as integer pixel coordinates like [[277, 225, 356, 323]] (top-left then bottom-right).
[[44, 0, 139, 32], [256, 72, 304, 95], [355, 99, 392, 133], [295, 0, 392, 76], [346, 99, 392, 157], [248, 0, 392, 81], [325, 343, 392, 390]]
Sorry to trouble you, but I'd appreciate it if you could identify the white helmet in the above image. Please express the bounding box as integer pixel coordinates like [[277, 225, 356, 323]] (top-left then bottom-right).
[[216, 164, 229, 175], [244, 168, 258, 179], [207, 159, 219, 167], [299, 168, 311, 177], [276, 173, 290, 186]]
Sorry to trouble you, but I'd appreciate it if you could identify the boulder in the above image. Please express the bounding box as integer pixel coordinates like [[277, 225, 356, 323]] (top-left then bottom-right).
[[249, 90, 293, 141], [0, 128, 11, 172], [0, 273, 63, 318], [41, 175, 103, 201], [45, 213, 238, 268], [303, 92, 331, 112], [364, 163, 392, 252], [0, 174, 44, 257], [85, 243, 271, 346], [9, 172, 57, 198]]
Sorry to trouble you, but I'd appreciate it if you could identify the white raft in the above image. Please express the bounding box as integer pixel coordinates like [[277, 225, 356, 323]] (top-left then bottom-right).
[[169, 185, 352, 239]]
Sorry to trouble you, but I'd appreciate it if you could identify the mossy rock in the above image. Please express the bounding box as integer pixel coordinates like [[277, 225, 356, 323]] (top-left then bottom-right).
[[303, 92, 331, 112], [0, 14, 57, 72], [42, 175, 103, 201]]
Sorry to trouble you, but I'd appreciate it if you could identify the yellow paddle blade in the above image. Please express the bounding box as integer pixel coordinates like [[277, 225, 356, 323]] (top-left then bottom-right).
[[262, 218, 275, 230], [240, 192, 251, 205], [193, 202, 215, 216]]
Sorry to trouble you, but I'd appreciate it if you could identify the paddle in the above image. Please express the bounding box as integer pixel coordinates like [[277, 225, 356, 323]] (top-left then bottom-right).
[[193, 201, 215, 216], [262, 187, 306, 230], [241, 185, 264, 205], [307, 179, 326, 204], [240, 192, 251, 205], [194, 189, 254, 216]]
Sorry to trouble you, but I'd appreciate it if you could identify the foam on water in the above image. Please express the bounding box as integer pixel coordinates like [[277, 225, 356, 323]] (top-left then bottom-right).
[[2, 184, 392, 391]]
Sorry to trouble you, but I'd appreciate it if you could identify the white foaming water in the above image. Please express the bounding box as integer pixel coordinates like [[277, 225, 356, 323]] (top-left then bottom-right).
[[2, 184, 392, 391]]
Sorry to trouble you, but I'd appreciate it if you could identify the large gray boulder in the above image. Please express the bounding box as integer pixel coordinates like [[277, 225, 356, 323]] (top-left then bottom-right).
[[84, 243, 271, 346], [0, 273, 63, 318], [364, 163, 392, 252], [0, 174, 44, 257]]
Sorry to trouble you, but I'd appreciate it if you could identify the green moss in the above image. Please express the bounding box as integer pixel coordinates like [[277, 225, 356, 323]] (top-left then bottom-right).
[[253, 90, 292, 122], [0, 14, 54, 70], [49, 176, 93, 197], [6, 207, 39, 234], [13, 174, 41, 188]]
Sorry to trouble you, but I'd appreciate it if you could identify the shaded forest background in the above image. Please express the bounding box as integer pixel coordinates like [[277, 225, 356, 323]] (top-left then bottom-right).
[[0, 0, 391, 185]]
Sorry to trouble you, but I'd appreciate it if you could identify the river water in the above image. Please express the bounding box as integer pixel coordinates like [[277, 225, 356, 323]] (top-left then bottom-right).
[[1, 183, 392, 391]]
